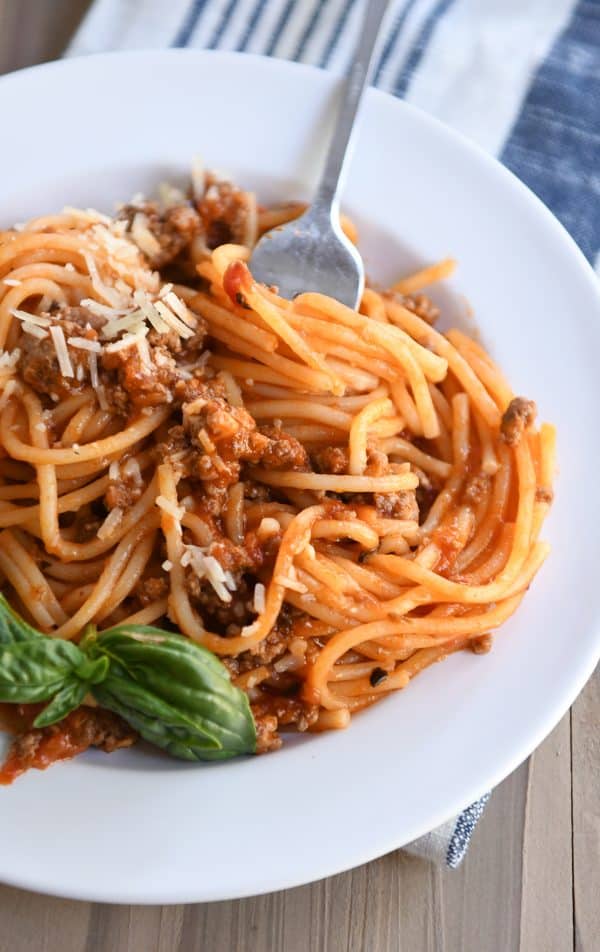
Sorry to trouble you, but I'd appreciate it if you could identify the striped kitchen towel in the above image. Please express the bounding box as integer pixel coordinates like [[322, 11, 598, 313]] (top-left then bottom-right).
[[66, 0, 600, 866]]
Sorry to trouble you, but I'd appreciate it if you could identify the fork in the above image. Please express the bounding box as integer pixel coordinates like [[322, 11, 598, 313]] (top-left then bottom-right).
[[249, 0, 390, 309]]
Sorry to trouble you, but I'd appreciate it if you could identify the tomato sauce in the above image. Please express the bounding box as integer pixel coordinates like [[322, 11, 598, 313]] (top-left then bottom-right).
[[223, 259, 252, 304], [0, 708, 94, 785]]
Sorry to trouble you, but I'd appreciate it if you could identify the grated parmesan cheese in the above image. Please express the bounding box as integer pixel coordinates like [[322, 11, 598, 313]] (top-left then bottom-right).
[[180, 543, 237, 603], [10, 309, 51, 328], [156, 495, 185, 521], [63, 206, 112, 225], [135, 333, 152, 370], [22, 322, 49, 340], [191, 156, 205, 199], [183, 396, 206, 415], [97, 507, 123, 539], [253, 583, 266, 614], [88, 352, 99, 389], [2, 278, 21, 287], [0, 349, 21, 371], [80, 298, 132, 320], [108, 461, 120, 481], [257, 517, 281, 540], [153, 299, 195, 339], [161, 560, 173, 572], [162, 291, 197, 329], [197, 428, 216, 453], [131, 212, 162, 258], [0, 379, 17, 411], [101, 311, 145, 340], [274, 653, 304, 674], [67, 336, 101, 353], [274, 574, 308, 595], [133, 291, 169, 334], [95, 384, 108, 411], [158, 183, 186, 210], [105, 328, 147, 354], [49, 325, 74, 378], [83, 250, 130, 309], [122, 457, 142, 484]]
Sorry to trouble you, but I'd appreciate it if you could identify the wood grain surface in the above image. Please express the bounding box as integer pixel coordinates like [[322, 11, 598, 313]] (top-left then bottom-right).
[[0, 4, 597, 950]]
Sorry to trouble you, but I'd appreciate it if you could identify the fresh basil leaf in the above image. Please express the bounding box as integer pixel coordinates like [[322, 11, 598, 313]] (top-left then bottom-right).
[[74, 655, 109, 685], [0, 594, 44, 645], [92, 673, 223, 759], [101, 625, 230, 679], [33, 677, 89, 728], [91, 626, 256, 759], [0, 639, 86, 703]]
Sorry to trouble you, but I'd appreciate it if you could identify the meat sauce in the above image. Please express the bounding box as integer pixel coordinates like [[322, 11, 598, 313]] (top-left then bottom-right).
[[0, 705, 137, 785]]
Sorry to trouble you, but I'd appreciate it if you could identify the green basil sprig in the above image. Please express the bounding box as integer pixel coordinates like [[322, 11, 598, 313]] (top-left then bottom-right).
[[0, 595, 256, 760]]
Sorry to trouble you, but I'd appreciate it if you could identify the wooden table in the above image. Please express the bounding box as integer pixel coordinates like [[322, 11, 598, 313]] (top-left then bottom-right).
[[0, 3, 597, 949]]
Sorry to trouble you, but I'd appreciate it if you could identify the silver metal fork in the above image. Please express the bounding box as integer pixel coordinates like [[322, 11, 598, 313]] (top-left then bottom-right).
[[249, 0, 390, 309]]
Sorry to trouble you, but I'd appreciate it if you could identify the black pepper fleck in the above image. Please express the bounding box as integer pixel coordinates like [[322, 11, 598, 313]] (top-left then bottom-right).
[[369, 666, 388, 687]]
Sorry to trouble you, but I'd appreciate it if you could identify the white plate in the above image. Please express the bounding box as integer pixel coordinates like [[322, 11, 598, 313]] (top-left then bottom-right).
[[0, 50, 599, 905]]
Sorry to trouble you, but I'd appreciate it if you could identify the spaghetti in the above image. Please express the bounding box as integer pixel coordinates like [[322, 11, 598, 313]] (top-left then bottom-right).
[[0, 166, 554, 758]]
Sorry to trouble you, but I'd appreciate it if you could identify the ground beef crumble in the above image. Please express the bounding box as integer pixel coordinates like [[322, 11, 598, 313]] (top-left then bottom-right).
[[0, 707, 137, 785], [257, 425, 309, 471], [135, 576, 169, 606], [374, 489, 419, 520], [155, 379, 313, 509], [101, 330, 207, 414], [500, 397, 536, 446], [252, 710, 282, 753], [104, 470, 143, 511], [183, 532, 266, 631], [251, 697, 319, 753], [312, 445, 348, 474], [119, 201, 202, 268], [195, 174, 257, 249], [18, 309, 100, 402], [400, 292, 440, 325]]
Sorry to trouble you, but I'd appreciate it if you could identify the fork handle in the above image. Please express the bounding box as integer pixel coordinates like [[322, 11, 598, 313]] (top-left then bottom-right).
[[313, 0, 390, 218]]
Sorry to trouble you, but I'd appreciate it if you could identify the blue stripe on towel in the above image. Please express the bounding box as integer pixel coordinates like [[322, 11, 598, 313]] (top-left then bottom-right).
[[236, 0, 270, 51], [171, 0, 209, 47], [207, 0, 241, 48], [501, 0, 600, 262], [319, 0, 358, 68], [290, 0, 326, 63], [373, 0, 419, 87], [263, 0, 296, 56], [446, 794, 491, 868], [393, 0, 456, 97]]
